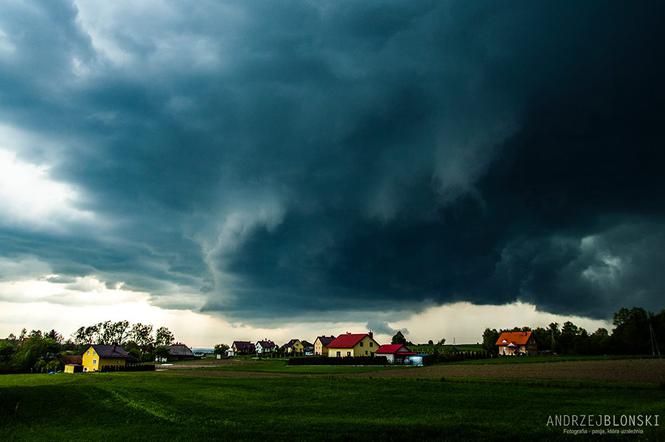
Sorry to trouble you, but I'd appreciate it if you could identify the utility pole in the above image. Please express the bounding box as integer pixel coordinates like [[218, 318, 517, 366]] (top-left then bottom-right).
[[648, 312, 661, 357]]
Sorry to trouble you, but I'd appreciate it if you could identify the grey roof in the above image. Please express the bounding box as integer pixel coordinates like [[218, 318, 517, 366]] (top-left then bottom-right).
[[168, 344, 194, 356], [257, 340, 277, 349], [90, 344, 129, 359], [316, 336, 336, 346], [232, 341, 255, 351], [282, 339, 300, 348]]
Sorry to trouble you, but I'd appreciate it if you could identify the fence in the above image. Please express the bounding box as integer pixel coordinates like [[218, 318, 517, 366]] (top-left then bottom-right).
[[100, 363, 155, 372]]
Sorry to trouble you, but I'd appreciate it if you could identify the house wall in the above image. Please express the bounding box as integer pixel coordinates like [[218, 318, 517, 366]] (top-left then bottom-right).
[[314, 340, 329, 356], [354, 335, 378, 356], [286, 341, 304, 354], [82, 347, 127, 371], [100, 358, 126, 370], [328, 336, 379, 357], [499, 338, 538, 356], [82, 347, 98, 372]]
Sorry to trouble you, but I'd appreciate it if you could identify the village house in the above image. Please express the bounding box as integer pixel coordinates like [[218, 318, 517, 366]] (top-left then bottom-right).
[[496, 331, 538, 356], [167, 343, 195, 360], [326, 332, 379, 358], [82, 344, 130, 372], [301, 340, 314, 356], [281, 339, 304, 355], [375, 344, 416, 364], [230, 341, 256, 356], [314, 336, 335, 356], [255, 339, 277, 354]]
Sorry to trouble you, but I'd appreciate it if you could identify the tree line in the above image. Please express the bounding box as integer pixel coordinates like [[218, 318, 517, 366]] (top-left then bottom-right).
[[0, 321, 178, 373], [482, 307, 664, 356]]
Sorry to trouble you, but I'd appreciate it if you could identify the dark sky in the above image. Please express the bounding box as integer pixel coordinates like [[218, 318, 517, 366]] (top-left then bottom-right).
[[1, 0, 664, 323]]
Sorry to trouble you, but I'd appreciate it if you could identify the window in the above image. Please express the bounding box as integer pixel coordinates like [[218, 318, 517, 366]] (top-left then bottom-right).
[[346, 351, 351, 357], [93, 359, 97, 365], [359, 341, 364, 347], [336, 351, 341, 357], [365, 350, 368, 355], [369, 342, 373, 347]]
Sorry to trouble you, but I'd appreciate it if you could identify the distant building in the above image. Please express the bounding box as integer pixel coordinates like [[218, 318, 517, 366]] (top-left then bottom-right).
[[496, 331, 537, 356], [327, 332, 379, 358], [231, 341, 256, 356], [255, 340, 277, 354], [82, 344, 130, 372], [281, 339, 304, 355], [168, 343, 195, 360], [301, 340, 314, 356], [314, 336, 335, 356], [375, 344, 416, 364]]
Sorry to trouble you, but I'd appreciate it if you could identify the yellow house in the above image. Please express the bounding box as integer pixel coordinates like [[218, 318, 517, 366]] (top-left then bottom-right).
[[282, 339, 304, 355], [326, 333, 379, 358], [314, 336, 335, 356], [82, 345, 130, 372]]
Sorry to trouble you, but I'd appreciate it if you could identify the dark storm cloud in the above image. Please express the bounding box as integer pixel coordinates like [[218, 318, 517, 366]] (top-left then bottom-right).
[[0, 1, 664, 321]]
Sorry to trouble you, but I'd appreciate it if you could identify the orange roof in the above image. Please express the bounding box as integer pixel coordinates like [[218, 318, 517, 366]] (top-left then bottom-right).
[[496, 331, 533, 346]]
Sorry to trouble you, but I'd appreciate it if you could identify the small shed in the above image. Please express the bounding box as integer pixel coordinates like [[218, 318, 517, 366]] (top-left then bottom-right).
[[64, 364, 83, 374]]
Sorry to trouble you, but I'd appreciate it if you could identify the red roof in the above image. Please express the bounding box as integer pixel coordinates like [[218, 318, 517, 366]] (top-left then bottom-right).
[[327, 333, 372, 348], [376, 344, 411, 354], [496, 331, 533, 346]]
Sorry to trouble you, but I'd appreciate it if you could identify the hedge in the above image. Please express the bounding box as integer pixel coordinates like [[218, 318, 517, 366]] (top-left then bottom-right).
[[287, 356, 388, 365]]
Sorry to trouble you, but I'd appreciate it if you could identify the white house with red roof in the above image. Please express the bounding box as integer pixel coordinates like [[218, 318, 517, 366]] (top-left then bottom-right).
[[326, 332, 380, 358], [375, 344, 416, 364], [496, 331, 538, 355]]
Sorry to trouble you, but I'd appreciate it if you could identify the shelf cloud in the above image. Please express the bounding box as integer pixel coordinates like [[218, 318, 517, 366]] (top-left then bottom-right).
[[0, 1, 664, 338]]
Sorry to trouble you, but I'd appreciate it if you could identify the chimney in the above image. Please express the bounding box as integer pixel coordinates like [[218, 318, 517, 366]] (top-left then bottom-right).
[[368, 331, 373, 338]]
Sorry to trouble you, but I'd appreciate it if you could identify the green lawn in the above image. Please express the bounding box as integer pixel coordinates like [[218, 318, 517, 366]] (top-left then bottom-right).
[[1, 370, 663, 441]]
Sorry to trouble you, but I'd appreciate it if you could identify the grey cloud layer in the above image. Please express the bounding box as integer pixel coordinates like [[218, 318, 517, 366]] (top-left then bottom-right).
[[0, 1, 664, 321]]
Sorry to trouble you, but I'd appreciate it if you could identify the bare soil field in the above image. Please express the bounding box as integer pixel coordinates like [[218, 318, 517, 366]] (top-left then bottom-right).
[[359, 358, 665, 383], [157, 357, 665, 383]]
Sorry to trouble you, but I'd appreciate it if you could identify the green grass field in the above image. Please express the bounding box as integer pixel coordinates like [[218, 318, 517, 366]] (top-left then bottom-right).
[[1, 360, 664, 441]]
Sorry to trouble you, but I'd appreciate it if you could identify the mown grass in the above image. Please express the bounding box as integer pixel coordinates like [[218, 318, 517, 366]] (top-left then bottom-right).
[[1, 370, 664, 441]]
